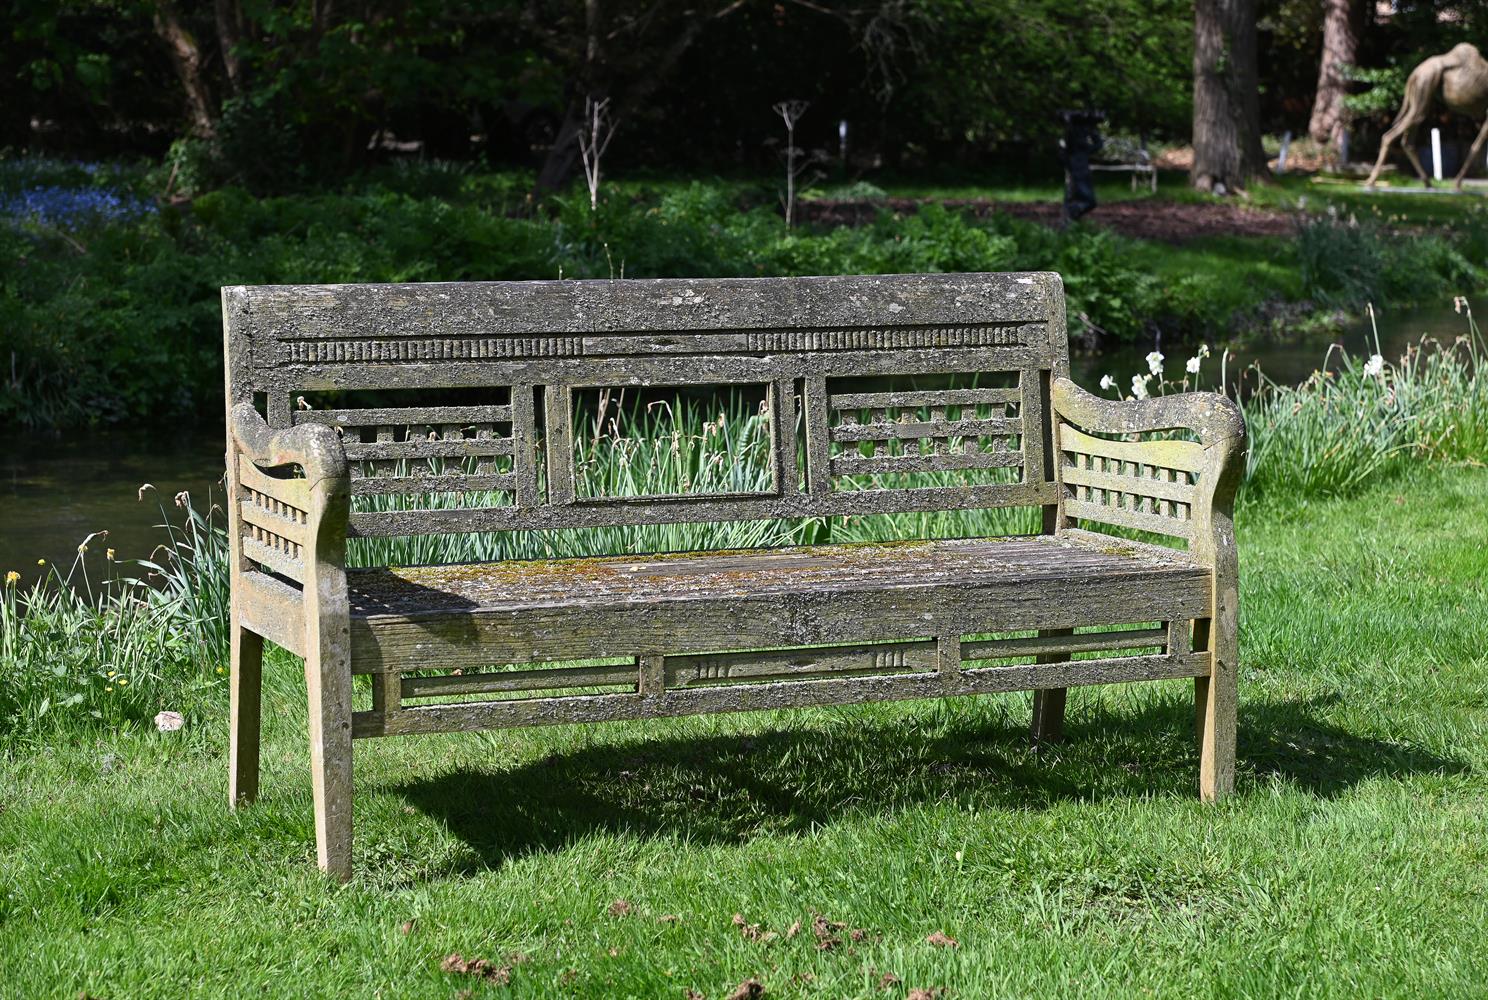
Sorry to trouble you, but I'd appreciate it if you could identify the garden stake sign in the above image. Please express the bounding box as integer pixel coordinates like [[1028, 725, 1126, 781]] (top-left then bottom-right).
[[221, 272, 1246, 880]]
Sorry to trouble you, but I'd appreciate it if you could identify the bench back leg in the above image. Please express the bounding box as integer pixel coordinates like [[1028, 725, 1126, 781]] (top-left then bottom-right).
[[1029, 627, 1073, 743], [305, 612, 354, 881], [228, 616, 264, 807]]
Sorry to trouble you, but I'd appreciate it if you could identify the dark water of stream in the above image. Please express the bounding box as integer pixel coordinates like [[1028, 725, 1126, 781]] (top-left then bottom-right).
[[1, 297, 1476, 589]]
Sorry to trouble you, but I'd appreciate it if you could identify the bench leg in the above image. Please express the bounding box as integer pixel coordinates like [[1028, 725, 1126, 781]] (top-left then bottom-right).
[[305, 636, 354, 881], [1030, 627, 1073, 743], [1030, 689, 1067, 743], [1193, 617, 1237, 800], [228, 618, 264, 807]]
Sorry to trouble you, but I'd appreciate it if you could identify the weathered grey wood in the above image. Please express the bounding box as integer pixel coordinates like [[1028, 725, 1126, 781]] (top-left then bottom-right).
[[342, 438, 514, 462], [344, 480, 1061, 537], [402, 662, 639, 698], [831, 388, 1020, 410], [352, 652, 1211, 738], [829, 417, 1022, 442], [348, 473, 516, 497], [829, 451, 1024, 476], [236, 571, 307, 656], [666, 641, 936, 686], [222, 272, 1246, 878], [294, 404, 513, 427], [963, 627, 1167, 661]]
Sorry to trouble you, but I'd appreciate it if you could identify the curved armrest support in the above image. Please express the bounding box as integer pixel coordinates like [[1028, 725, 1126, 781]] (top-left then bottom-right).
[[226, 403, 350, 599], [1051, 377, 1244, 449], [229, 402, 348, 492]]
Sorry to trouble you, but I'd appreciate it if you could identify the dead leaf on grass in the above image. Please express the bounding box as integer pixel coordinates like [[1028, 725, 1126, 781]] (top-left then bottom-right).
[[725, 978, 766, 1000], [925, 930, 959, 948], [440, 953, 512, 985]]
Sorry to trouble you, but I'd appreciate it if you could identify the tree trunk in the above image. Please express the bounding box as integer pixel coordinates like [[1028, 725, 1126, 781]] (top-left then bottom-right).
[[1192, 0, 1269, 192], [1307, 0, 1360, 149], [153, 1, 217, 136], [214, 0, 247, 97]]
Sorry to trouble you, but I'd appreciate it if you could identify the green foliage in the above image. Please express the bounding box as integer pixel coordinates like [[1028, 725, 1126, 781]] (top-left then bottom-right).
[[1343, 62, 1409, 118], [1297, 217, 1480, 308]]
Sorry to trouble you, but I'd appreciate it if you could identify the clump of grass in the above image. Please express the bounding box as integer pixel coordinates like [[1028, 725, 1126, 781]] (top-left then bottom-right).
[[0, 488, 228, 744], [1242, 302, 1487, 502]]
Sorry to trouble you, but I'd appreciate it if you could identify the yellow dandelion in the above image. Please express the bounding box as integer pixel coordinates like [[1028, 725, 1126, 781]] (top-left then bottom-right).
[[107, 671, 116, 678], [106, 686, 114, 693], [118, 678, 129, 686], [216, 666, 226, 675], [37, 559, 45, 566]]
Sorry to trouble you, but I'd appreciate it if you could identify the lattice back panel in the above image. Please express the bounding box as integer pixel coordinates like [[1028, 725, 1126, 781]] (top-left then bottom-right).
[[823, 385, 1024, 486], [291, 399, 531, 510]]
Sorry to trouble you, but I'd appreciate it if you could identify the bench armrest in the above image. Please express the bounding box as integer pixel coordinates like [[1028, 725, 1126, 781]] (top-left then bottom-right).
[[226, 403, 351, 595], [229, 402, 348, 493], [1049, 376, 1245, 568]]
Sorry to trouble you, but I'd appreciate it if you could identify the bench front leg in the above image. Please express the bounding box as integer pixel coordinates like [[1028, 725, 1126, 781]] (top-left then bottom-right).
[[305, 574, 353, 880], [1048, 377, 1246, 799], [227, 402, 354, 876]]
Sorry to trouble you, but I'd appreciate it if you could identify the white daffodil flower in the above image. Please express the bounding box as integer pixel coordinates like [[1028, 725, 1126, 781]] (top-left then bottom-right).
[[1145, 350, 1164, 376], [1362, 354, 1384, 378]]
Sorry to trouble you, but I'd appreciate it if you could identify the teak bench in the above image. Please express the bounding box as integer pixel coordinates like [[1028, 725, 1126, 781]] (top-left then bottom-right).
[[222, 272, 1245, 880]]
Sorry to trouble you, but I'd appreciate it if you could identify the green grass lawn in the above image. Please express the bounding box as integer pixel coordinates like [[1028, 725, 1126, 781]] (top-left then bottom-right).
[[3, 465, 1487, 998]]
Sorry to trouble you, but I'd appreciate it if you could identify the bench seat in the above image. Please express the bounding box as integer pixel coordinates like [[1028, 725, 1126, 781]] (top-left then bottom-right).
[[338, 530, 1214, 741], [346, 531, 1209, 668]]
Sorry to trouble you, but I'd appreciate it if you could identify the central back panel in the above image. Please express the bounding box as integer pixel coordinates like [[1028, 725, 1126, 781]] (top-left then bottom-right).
[[223, 272, 1069, 539]]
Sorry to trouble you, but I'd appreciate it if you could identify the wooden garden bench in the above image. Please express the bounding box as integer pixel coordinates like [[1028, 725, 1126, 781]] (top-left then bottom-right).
[[222, 272, 1244, 880]]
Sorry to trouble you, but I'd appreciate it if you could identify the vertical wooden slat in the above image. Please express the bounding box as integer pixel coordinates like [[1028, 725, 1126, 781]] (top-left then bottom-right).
[[511, 384, 540, 509], [1030, 626, 1074, 743], [937, 635, 962, 693], [1022, 367, 1048, 492], [267, 392, 292, 429], [371, 671, 401, 715], [640, 655, 665, 698], [803, 376, 831, 495], [769, 380, 801, 497], [544, 383, 575, 506]]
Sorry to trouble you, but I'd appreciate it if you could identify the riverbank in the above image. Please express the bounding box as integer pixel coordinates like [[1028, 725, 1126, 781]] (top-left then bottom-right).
[[3, 461, 1485, 997], [3, 157, 1486, 429]]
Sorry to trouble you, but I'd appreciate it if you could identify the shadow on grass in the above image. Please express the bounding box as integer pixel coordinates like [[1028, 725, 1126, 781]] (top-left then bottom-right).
[[393, 693, 1466, 875]]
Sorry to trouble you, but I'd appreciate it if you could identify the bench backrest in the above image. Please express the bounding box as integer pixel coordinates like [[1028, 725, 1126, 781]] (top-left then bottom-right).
[[223, 272, 1069, 542]]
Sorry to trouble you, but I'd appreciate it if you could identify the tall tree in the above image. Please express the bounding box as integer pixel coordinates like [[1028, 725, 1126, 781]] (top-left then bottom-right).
[[1191, 0, 1268, 192], [1307, 0, 1361, 149]]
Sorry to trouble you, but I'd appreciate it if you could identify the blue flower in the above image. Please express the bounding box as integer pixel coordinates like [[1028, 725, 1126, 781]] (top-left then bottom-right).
[[0, 185, 155, 229]]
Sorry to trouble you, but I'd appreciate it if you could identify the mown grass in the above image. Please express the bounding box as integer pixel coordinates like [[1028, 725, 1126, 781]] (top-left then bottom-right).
[[1, 462, 1485, 998]]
